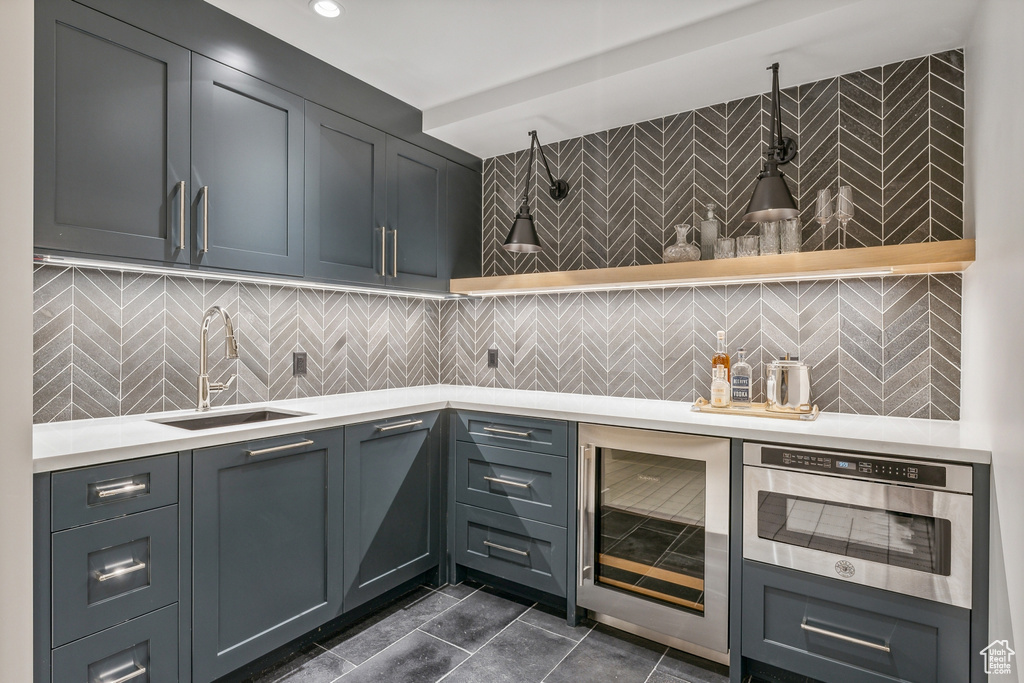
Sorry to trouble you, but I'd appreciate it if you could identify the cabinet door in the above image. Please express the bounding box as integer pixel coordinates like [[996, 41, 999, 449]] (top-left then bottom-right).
[[191, 55, 304, 277], [304, 102, 387, 285], [385, 138, 448, 292], [344, 412, 441, 610], [35, 0, 191, 264], [192, 431, 343, 683]]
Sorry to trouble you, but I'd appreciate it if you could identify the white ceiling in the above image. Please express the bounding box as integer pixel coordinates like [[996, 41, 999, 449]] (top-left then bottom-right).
[[205, 0, 981, 159]]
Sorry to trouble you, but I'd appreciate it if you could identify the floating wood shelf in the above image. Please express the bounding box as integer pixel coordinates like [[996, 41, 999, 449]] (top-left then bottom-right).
[[450, 239, 975, 296]]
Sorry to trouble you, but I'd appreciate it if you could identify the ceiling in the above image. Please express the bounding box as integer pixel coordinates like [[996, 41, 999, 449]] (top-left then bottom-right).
[[204, 0, 981, 159]]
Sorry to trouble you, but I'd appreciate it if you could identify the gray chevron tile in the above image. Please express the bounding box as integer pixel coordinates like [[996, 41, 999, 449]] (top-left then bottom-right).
[[663, 111, 695, 238], [513, 295, 538, 391], [929, 274, 961, 419], [163, 275, 204, 410], [533, 141, 560, 274], [761, 282, 799, 402], [322, 291, 348, 395], [535, 294, 559, 393], [345, 292, 370, 393], [269, 285, 298, 401], [633, 289, 663, 400], [556, 292, 584, 394], [72, 268, 121, 419], [439, 299, 460, 385], [607, 290, 635, 398], [799, 280, 840, 412], [121, 273, 164, 415], [663, 287, 694, 402], [582, 291, 609, 395], [492, 295, 515, 389], [692, 286, 727, 400], [607, 125, 636, 268], [34, 265, 74, 422], [387, 296, 412, 389], [839, 278, 883, 415], [366, 294, 390, 390], [556, 137, 585, 271], [726, 96, 765, 237], [422, 300, 441, 386], [582, 131, 610, 270], [635, 118, 666, 264], [297, 287, 324, 397], [882, 276, 930, 417]]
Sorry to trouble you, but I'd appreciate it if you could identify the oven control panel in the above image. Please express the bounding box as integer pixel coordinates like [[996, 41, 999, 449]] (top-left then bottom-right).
[[761, 446, 947, 487]]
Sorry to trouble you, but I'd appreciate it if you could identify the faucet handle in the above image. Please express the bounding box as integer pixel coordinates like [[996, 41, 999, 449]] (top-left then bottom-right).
[[210, 374, 237, 393]]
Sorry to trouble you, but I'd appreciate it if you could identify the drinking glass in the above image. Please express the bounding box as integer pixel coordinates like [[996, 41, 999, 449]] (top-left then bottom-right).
[[815, 189, 834, 249], [736, 235, 759, 258], [759, 221, 780, 255], [835, 185, 855, 248], [715, 237, 736, 259], [781, 217, 802, 253]]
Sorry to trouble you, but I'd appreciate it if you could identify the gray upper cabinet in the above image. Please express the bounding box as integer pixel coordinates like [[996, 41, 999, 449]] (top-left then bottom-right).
[[386, 137, 449, 292], [191, 55, 305, 277], [304, 102, 387, 286], [191, 431, 344, 683], [344, 412, 441, 610], [35, 0, 191, 265]]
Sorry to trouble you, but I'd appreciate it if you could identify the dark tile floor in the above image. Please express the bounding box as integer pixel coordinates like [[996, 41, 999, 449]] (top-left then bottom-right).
[[245, 581, 730, 683]]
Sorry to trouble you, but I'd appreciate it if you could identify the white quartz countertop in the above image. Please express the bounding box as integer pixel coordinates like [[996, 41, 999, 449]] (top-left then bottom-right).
[[32, 385, 991, 472]]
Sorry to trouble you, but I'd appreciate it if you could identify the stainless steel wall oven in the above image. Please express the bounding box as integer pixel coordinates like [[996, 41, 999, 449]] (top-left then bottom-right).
[[743, 442, 973, 609], [577, 424, 731, 661]]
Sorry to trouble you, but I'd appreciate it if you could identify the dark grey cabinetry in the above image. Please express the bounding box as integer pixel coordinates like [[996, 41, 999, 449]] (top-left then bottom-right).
[[386, 138, 448, 292], [304, 102, 388, 285], [344, 411, 441, 610], [35, 0, 191, 265], [191, 431, 344, 683], [191, 55, 305, 276]]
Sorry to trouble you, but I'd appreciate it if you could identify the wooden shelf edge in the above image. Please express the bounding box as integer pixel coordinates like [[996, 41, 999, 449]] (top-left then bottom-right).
[[450, 239, 975, 296]]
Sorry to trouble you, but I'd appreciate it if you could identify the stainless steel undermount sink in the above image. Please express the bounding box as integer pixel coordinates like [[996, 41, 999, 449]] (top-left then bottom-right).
[[153, 408, 310, 431]]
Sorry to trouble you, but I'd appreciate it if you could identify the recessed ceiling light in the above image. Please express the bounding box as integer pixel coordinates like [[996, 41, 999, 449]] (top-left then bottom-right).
[[309, 0, 343, 18]]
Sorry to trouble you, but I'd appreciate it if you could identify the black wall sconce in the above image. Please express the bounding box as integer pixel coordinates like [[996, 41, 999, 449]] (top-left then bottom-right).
[[743, 63, 799, 223], [503, 130, 570, 253]]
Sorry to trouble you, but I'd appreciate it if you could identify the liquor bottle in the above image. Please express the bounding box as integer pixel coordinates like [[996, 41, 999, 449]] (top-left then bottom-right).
[[731, 347, 752, 407], [711, 365, 731, 407], [700, 202, 721, 261], [712, 330, 731, 382]]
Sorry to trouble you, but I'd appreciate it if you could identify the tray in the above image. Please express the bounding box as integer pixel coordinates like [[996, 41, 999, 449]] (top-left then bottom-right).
[[691, 398, 820, 421]]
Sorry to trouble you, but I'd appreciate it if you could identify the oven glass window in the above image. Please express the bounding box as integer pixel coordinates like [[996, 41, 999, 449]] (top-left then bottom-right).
[[595, 448, 706, 616], [756, 491, 952, 575]]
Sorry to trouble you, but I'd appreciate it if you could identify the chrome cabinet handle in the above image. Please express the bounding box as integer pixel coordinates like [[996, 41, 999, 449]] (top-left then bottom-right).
[[175, 180, 186, 251], [380, 226, 387, 276], [95, 561, 147, 582], [800, 621, 891, 653], [105, 665, 148, 683], [579, 444, 593, 585], [483, 540, 529, 557], [483, 426, 532, 438], [376, 419, 424, 432], [391, 229, 398, 277], [483, 476, 530, 489], [246, 439, 314, 458], [96, 482, 147, 499], [197, 185, 210, 254]]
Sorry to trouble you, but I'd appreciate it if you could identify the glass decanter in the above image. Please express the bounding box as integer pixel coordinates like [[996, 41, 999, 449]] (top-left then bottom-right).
[[663, 224, 701, 263]]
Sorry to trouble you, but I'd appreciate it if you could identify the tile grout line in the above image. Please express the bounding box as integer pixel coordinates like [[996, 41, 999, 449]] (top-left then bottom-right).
[[513, 613, 585, 644], [539, 621, 598, 683], [642, 649, 669, 683], [432, 599, 538, 683]]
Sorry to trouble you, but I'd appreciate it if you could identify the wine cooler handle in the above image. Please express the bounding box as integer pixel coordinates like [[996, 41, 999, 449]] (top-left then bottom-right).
[[578, 444, 594, 586]]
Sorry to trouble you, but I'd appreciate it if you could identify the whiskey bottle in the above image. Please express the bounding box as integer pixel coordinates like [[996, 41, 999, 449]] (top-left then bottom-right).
[[711, 365, 731, 407], [712, 330, 731, 382], [731, 348, 752, 407]]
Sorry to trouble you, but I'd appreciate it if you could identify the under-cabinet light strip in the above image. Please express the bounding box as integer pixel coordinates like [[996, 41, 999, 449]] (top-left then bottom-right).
[[32, 255, 457, 300], [459, 268, 897, 297]]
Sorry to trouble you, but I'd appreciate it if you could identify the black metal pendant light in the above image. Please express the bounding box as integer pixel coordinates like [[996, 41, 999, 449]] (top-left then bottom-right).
[[503, 130, 570, 253], [743, 63, 799, 223]]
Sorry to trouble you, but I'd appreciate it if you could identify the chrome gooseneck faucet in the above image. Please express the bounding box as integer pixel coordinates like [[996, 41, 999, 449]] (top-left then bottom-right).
[[197, 306, 239, 411]]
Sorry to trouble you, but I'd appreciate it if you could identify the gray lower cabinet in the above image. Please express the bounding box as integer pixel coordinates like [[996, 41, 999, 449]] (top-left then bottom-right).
[[191, 55, 305, 277], [35, 0, 191, 265], [742, 560, 971, 683], [191, 431, 344, 683], [344, 411, 441, 610]]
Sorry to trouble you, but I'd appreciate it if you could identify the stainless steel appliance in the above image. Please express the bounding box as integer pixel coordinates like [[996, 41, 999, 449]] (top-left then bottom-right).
[[743, 442, 973, 608], [577, 424, 731, 662]]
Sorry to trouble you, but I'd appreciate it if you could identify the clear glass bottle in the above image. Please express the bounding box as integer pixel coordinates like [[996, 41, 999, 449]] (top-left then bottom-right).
[[731, 347, 752, 407], [700, 202, 721, 261], [711, 365, 731, 407], [712, 330, 731, 382]]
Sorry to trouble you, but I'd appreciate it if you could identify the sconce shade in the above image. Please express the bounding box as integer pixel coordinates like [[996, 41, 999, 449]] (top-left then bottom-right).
[[503, 200, 542, 252], [743, 160, 799, 223]]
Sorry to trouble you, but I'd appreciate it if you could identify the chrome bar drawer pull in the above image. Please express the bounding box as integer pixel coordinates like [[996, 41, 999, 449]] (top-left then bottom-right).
[[175, 180, 186, 251], [95, 561, 147, 582], [105, 665, 148, 683], [800, 621, 891, 653], [483, 426, 532, 438], [483, 540, 529, 557], [376, 419, 424, 432], [483, 476, 530, 489], [246, 439, 315, 458], [391, 229, 398, 277], [96, 482, 147, 499], [380, 226, 387, 276], [198, 185, 210, 254]]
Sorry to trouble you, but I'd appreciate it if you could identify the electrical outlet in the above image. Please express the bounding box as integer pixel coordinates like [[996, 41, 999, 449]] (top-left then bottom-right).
[[487, 348, 499, 368], [293, 351, 307, 376]]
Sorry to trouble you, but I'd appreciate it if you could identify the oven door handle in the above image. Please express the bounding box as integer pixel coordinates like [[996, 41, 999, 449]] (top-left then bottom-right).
[[578, 444, 594, 586]]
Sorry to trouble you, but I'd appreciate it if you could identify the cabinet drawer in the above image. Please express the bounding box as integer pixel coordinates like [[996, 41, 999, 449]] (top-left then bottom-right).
[[52, 505, 179, 647], [455, 504, 566, 597], [456, 411, 567, 456], [742, 561, 970, 683], [455, 441, 567, 526], [51, 604, 177, 683], [51, 454, 178, 531]]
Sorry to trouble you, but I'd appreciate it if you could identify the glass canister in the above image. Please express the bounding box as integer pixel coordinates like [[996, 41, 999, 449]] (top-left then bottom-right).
[[736, 235, 759, 258], [781, 217, 802, 253], [700, 203, 721, 261], [663, 224, 701, 263], [760, 220, 781, 255], [715, 237, 736, 259]]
